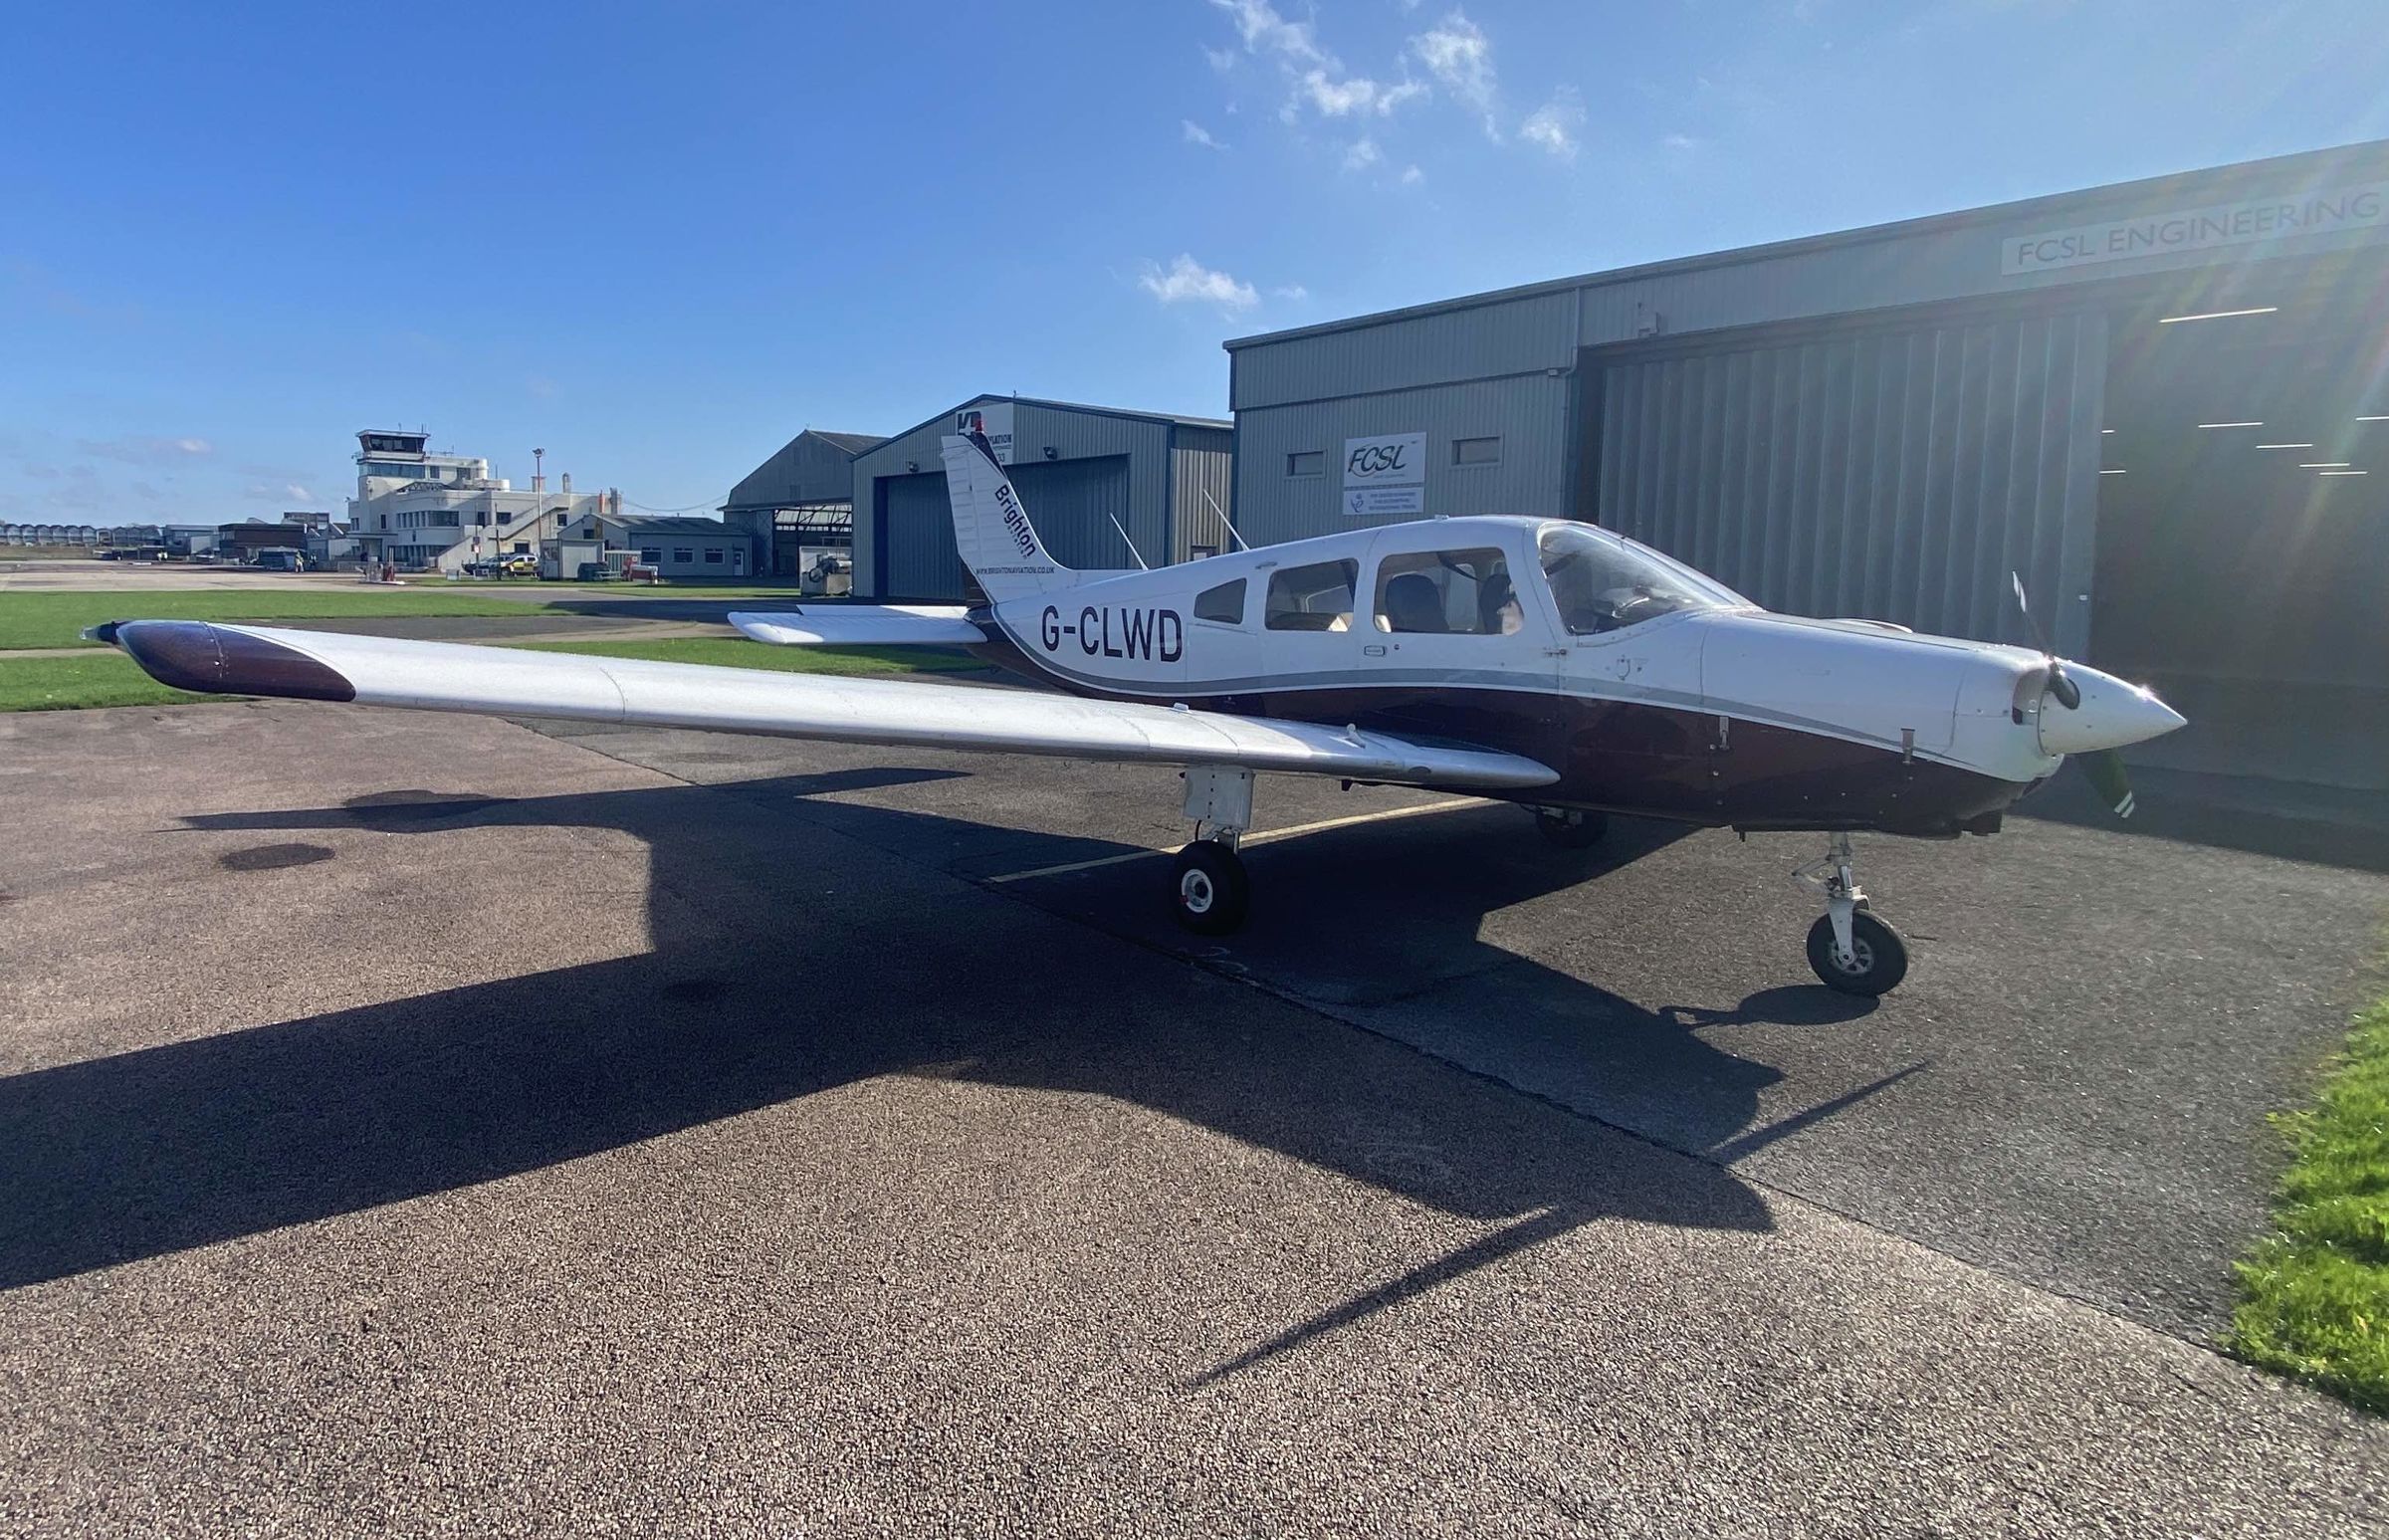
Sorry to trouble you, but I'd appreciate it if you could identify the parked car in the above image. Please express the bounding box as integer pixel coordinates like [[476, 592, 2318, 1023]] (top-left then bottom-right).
[[251, 549, 308, 572], [574, 561, 616, 581], [502, 554, 540, 576]]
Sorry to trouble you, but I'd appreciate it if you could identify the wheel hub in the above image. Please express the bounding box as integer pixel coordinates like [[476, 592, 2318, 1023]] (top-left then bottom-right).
[[1180, 869, 1214, 914]]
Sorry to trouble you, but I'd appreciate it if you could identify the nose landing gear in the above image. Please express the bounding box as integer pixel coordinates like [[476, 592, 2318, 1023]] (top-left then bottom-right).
[[1793, 832, 1909, 995], [1171, 766, 1256, 936]]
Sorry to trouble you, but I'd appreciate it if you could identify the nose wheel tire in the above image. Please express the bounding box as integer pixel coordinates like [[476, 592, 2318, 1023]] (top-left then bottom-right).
[[1535, 808, 1610, 849], [1806, 911, 1909, 995], [1171, 842, 1250, 936]]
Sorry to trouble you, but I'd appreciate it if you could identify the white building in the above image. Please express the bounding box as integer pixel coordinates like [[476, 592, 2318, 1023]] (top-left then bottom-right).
[[345, 429, 611, 572]]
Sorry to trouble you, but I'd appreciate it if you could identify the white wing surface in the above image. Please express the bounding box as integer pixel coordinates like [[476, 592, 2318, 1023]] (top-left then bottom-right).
[[730, 605, 982, 646], [111, 621, 1558, 790]]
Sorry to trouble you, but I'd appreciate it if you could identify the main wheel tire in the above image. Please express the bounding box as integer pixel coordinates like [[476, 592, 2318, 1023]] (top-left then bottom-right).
[[1534, 808, 1610, 850], [1171, 842, 1250, 936], [1806, 911, 1909, 995]]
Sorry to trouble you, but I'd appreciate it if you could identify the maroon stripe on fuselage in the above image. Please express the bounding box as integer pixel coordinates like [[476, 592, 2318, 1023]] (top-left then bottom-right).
[[965, 631, 2033, 836]]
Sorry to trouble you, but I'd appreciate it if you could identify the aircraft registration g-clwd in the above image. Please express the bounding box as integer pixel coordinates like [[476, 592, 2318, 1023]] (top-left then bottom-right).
[[102, 429, 2184, 995]]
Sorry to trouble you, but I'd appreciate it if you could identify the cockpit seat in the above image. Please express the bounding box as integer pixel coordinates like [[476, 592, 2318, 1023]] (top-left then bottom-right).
[[1383, 572, 1448, 633]]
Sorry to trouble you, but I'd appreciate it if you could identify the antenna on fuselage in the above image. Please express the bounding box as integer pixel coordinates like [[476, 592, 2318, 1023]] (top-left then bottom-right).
[[1107, 511, 1150, 570], [1199, 488, 1251, 552]]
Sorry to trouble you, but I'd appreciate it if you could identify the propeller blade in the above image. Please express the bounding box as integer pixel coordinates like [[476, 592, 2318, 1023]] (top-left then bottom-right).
[[2010, 571, 2054, 656], [2011, 572, 2080, 709], [2080, 748, 2136, 818]]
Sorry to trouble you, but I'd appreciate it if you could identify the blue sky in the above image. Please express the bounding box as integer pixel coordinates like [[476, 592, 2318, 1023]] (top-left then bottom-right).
[[4, 0, 2384, 523]]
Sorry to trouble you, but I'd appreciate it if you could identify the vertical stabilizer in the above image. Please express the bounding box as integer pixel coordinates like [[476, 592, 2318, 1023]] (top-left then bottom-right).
[[939, 430, 1078, 602]]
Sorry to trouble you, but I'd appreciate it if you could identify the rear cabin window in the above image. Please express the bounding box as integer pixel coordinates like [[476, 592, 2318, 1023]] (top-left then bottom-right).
[[1373, 547, 1520, 635], [1194, 577, 1246, 624], [1263, 558, 1359, 631]]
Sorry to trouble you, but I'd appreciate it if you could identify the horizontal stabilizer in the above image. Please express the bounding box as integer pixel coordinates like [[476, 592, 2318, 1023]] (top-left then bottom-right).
[[730, 606, 983, 647], [110, 621, 1560, 791]]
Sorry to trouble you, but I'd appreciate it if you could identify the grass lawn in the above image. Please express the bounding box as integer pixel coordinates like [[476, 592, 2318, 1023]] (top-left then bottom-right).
[[0, 590, 570, 651], [2229, 994, 2389, 1414], [0, 652, 208, 711], [513, 636, 983, 677]]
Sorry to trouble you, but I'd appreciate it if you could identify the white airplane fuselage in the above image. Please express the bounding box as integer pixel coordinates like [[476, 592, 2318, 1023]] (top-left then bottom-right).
[[961, 515, 2179, 835]]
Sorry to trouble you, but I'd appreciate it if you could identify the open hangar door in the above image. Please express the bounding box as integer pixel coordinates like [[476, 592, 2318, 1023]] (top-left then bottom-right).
[[1581, 305, 2106, 655], [875, 456, 1137, 601], [2091, 250, 2389, 791]]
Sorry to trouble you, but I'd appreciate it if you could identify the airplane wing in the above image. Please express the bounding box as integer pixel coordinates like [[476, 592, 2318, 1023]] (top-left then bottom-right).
[[729, 605, 982, 647], [108, 621, 1559, 790]]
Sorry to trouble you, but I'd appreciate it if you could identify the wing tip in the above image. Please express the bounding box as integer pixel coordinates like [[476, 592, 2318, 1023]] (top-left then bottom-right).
[[117, 620, 356, 702]]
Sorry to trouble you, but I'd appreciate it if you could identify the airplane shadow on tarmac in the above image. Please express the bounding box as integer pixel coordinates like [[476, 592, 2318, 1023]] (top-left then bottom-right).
[[0, 768, 1895, 1378]]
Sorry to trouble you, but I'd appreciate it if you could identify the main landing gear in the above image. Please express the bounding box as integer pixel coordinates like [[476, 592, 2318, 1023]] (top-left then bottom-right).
[[1171, 766, 1255, 935], [1793, 832, 1909, 995], [1532, 806, 1609, 849]]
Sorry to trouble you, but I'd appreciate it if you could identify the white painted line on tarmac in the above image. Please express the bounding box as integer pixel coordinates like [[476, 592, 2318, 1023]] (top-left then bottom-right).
[[982, 797, 1476, 884]]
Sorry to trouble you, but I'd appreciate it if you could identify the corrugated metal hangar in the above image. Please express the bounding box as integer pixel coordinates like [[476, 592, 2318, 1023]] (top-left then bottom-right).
[[1225, 139, 2389, 789], [852, 395, 1231, 601]]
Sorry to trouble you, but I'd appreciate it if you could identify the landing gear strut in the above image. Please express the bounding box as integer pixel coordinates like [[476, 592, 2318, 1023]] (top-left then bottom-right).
[[1171, 766, 1254, 935], [1793, 832, 1909, 995]]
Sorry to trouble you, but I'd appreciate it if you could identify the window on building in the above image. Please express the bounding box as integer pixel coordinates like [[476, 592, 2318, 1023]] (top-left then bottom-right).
[[1263, 558, 1359, 631], [672, 549, 695, 563], [704, 549, 725, 563], [1286, 450, 1325, 477], [511, 543, 530, 554], [1193, 577, 1245, 624], [640, 548, 662, 563], [1190, 544, 1218, 560], [1373, 547, 1518, 636], [1453, 436, 1502, 466]]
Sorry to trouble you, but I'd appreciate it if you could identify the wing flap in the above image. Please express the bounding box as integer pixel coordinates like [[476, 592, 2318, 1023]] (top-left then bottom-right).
[[730, 606, 983, 647], [113, 622, 1558, 790]]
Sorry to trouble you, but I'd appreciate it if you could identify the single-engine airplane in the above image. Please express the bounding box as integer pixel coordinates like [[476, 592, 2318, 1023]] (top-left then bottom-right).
[[101, 429, 2184, 994]]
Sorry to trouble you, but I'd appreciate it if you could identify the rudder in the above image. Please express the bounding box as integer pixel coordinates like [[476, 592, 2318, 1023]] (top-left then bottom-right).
[[939, 429, 1077, 603]]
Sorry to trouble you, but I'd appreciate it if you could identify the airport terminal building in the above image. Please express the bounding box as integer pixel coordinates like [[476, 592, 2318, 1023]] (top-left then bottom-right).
[[1224, 140, 2389, 788]]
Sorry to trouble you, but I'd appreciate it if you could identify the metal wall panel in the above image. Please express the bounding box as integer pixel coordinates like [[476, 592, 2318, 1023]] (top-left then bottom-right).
[[1229, 375, 1575, 550], [878, 471, 963, 600], [1230, 290, 1578, 412], [1169, 427, 1235, 560], [1229, 140, 2389, 412], [875, 457, 1139, 601], [1593, 307, 2107, 650]]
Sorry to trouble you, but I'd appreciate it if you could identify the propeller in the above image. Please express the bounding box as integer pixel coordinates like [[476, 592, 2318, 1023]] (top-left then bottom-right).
[[2010, 572, 2136, 818], [2009, 572, 2079, 709]]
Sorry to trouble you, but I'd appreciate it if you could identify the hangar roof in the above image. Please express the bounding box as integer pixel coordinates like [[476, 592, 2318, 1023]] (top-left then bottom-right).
[[1225, 137, 2389, 352]]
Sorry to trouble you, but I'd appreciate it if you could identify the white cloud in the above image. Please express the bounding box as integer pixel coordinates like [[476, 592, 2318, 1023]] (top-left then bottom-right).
[[1521, 89, 1584, 160], [1210, 0, 1329, 69], [75, 434, 214, 465], [244, 481, 317, 504], [1203, 44, 1238, 73], [1270, 284, 1309, 301], [1662, 131, 1699, 150], [1401, 163, 1425, 185], [1183, 118, 1226, 149], [1410, 10, 1499, 137], [1341, 136, 1381, 172], [1294, 69, 1425, 119], [1138, 254, 1259, 314]]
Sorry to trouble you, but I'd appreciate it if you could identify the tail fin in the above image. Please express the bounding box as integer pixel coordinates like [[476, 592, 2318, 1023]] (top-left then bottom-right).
[[939, 430, 1077, 603]]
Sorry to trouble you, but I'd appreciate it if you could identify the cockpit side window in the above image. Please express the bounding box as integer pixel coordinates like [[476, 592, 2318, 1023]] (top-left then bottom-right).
[[1263, 559, 1360, 631], [1194, 577, 1246, 625], [1536, 524, 1740, 635], [1371, 547, 1519, 635]]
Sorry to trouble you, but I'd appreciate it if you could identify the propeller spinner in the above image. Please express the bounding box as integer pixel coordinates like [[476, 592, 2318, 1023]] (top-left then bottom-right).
[[2009, 573, 2184, 817]]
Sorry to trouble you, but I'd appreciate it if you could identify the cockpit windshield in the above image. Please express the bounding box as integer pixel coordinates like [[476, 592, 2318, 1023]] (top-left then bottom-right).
[[1536, 523, 1748, 635]]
